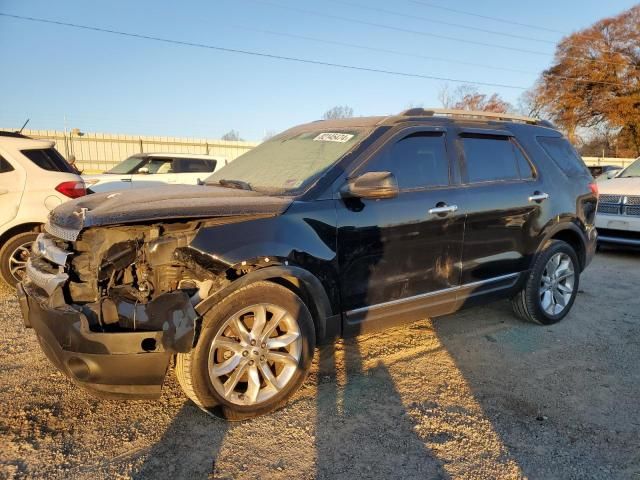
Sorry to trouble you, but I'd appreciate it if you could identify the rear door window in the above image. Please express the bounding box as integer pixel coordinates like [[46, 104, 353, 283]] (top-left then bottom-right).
[[0, 154, 14, 173], [21, 148, 74, 173], [537, 137, 590, 176], [173, 158, 217, 173], [461, 133, 535, 183], [461, 135, 522, 183]]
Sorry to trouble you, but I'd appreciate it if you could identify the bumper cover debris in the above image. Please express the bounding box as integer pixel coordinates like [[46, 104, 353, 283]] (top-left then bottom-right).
[[17, 283, 199, 400]]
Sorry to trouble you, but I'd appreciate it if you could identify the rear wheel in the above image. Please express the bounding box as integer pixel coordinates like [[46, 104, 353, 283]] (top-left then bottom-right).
[[175, 281, 315, 420], [512, 240, 580, 325], [0, 231, 39, 288]]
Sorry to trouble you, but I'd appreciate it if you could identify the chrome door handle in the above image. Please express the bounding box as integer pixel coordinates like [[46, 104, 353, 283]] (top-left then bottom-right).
[[429, 204, 458, 215], [528, 192, 549, 203]]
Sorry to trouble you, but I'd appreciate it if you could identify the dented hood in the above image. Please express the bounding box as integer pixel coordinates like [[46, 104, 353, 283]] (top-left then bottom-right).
[[48, 184, 292, 234]]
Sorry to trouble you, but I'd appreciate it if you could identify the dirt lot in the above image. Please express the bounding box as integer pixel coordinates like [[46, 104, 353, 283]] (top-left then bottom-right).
[[1, 249, 639, 479]]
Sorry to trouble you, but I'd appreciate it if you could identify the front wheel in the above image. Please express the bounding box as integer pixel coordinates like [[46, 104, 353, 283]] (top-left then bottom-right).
[[175, 281, 316, 420], [0, 231, 39, 288], [512, 240, 580, 325]]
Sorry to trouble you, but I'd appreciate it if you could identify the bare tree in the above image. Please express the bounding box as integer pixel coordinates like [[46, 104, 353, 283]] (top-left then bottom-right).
[[263, 130, 277, 141], [322, 105, 354, 120], [438, 84, 513, 113], [221, 129, 243, 141]]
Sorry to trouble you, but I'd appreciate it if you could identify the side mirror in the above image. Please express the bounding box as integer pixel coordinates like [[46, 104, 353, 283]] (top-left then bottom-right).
[[137, 167, 150, 174], [606, 169, 620, 179], [341, 171, 399, 200]]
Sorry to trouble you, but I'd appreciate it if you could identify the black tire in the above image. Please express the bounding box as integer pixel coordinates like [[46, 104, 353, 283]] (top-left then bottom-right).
[[511, 240, 580, 325], [175, 281, 316, 420], [0, 231, 38, 288]]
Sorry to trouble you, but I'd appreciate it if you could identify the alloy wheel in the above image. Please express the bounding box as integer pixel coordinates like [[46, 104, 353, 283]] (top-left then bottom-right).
[[9, 241, 32, 283], [208, 303, 302, 406], [539, 252, 575, 316]]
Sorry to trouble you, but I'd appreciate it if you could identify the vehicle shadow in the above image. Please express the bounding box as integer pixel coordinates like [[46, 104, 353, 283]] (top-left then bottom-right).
[[314, 339, 451, 479], [130, 399, 228, 479]]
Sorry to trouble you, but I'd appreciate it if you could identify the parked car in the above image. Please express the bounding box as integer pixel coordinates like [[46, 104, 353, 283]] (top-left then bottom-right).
[[83, 153, 227, 193], [595, 157, 640, 246], [595, 166, 623, 183], [18, 109, 598, 419], [0, 132, 85, 287], [588, 164, 621, 178]]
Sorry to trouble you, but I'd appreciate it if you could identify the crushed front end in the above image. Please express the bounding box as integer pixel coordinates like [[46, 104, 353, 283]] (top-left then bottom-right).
[[18, 220, 221, 399]]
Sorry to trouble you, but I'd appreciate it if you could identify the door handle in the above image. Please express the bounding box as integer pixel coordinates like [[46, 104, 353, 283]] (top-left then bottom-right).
[[528, 192, 549, 203], [0, 189, 8, 195], [428, 204, 458, 215], [121, 178, 132, 182]]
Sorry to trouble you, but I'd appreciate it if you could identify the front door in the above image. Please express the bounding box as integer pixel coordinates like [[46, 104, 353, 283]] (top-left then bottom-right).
[[336, 128, 466, 335]]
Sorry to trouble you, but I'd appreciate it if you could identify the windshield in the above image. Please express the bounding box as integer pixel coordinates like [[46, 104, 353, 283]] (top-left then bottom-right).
[[205, 128, 372, 194], [619, 158, 640, 178], [106, 155, 146, 174]]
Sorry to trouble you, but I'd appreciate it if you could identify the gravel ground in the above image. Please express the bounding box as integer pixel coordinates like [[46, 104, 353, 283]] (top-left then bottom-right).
[[1, 249, 639, 479]]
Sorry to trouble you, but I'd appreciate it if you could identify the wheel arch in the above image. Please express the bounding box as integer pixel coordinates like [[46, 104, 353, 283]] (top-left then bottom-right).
[[194, 264, 337, 343], [537, 222, 587, 271], [0, 223, 43, 248]]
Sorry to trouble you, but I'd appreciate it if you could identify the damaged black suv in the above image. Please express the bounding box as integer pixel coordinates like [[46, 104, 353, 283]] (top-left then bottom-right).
[[18, 109, 598, 419]]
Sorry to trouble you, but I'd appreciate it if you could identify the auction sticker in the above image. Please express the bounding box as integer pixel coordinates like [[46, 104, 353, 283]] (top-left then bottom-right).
[[313, 132, 354, 143]]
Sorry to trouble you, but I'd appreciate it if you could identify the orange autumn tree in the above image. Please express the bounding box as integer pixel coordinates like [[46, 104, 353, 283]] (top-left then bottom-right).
[[533, 5, 640, 155]]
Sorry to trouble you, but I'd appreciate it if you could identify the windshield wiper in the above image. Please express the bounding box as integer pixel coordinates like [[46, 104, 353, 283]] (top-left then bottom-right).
[[213, 179, 253, 191]]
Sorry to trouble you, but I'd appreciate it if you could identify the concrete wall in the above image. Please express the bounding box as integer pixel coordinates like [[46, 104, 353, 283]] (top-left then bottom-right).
[[1, 128, 258, 173], [582, 156, 636, 168]]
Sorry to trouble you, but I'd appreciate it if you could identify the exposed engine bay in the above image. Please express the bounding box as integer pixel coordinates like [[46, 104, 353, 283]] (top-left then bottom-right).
[[28, 220, 243, 353]]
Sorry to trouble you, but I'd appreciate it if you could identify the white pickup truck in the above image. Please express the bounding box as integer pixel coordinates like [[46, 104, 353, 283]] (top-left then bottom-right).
[[83, 152, 227, 193]]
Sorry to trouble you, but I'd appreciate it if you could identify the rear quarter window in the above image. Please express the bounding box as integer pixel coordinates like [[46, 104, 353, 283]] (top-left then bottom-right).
[[537, 137, 590, 177], [21, 148, 75, 173]]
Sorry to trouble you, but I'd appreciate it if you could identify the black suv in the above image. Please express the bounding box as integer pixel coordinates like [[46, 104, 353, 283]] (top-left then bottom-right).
[[18, 109, 598, 419]]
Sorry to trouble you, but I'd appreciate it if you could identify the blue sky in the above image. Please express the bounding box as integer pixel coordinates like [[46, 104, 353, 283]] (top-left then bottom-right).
[[0, 0, 636, 140]]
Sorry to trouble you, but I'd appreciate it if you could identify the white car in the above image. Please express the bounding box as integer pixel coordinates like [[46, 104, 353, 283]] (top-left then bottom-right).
[[596, 157, 640, 247], [0, 132, 86, 286], [83, 152, 227, 193]]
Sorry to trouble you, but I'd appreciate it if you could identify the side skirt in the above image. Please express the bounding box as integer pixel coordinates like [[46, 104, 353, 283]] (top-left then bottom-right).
[[342, 272, 523, 336]]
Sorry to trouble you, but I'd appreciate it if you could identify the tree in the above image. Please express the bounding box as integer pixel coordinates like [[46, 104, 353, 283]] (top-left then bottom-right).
[[438, 84, 513, 113], [322, 105, 354, 120], [221, 129, 243, 141], [532, 5, 640, 155]]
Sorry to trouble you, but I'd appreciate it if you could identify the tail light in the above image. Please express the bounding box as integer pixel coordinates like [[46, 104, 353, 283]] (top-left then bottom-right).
[[589, 182, 599, 198], [56, 181, 87, 199]]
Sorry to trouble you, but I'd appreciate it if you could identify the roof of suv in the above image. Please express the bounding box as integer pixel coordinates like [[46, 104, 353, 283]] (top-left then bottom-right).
[[293, 108, 558, 133]]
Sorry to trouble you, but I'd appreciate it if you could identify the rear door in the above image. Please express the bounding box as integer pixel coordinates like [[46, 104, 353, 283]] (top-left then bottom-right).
[[456, 129, 543, 285], [173, 158, 217, 185], [0, 152, 24, 227], [336, 127, 466, 334]]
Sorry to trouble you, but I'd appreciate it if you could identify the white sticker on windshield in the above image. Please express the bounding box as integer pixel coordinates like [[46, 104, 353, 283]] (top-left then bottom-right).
[[313, 132, 354, 143]]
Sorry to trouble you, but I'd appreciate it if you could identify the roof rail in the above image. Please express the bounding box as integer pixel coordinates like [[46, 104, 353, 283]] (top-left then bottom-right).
[[399, 108, 547, 126]]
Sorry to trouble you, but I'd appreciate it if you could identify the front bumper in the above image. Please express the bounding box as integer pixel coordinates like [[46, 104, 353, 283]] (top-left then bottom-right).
[[17, 282, 184, 400], [595, 214, 640, 246]]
